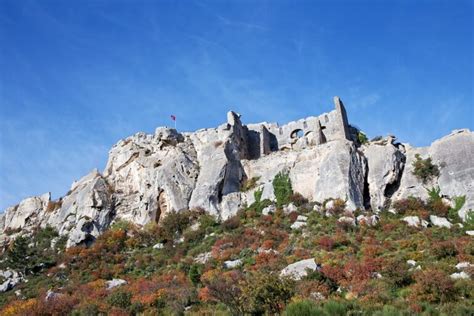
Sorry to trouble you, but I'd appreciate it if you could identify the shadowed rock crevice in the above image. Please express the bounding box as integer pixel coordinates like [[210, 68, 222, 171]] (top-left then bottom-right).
[[363, 159, 371, 210]]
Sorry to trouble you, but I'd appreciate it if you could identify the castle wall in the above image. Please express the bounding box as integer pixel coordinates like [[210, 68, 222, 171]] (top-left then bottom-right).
[[244, 96, 351, 156]]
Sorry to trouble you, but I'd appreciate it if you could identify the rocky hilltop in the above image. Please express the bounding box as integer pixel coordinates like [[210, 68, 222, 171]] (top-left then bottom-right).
[[1, 97, 473, 247]]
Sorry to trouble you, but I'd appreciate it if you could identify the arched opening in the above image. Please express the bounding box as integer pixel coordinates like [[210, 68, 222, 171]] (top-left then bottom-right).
[[290, 129, 304, 139]]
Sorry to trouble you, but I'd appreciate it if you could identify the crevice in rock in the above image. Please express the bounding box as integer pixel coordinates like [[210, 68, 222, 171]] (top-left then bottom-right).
[[363, 159, 371, 210], [383, 153, 406, 199], [115, 152, 139, 172]]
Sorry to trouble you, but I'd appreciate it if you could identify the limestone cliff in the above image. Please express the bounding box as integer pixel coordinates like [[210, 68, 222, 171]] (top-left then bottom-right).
[[1, 97, 473, 247]]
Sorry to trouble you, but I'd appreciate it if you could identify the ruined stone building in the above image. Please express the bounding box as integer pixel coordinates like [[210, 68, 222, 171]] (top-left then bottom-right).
[[242, 96, 354, 159]]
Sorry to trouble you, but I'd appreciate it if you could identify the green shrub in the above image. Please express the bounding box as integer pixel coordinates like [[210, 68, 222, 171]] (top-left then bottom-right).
[[199, 214, 219, 234], [107, 290, 132, 309], [412, 154, 440, 183], [427, 186, 442, 202], [323, 300, 347, 316], [453, 196, 466, 212], [285, 300, 323, 316], [247, 188, 271, 214], [372, 305, 402, 316], [273, 171, 293, 207], [357, 131, 368, 144], [110, 219, 134, 231], [71, 304, 100, 316], [158, 210, 193, 242], [129, 302, 144, 314], [242, 272, 295, 315], [189, 264, 202, 286], [464, 211, 474, 230]]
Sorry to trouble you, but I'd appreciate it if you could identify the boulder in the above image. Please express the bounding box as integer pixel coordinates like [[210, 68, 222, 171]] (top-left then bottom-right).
[[280, 258, 319, 280], [45, 289, 63, 301], [262, 205, 276, 216], [430, 215, 452, 229], [224, 259, 242, 269], [450, 271, 470, 280], [402, 216, 427, 228], [296, 215, 308, 222], [455, 262, 473, 270], [0, 270, 22, 293], [290, 221, 307, 230], [153, 243, 164, 250], [106, 278, 127, 290], [283, 203, 298, 214], [338, 216, 356, 227]]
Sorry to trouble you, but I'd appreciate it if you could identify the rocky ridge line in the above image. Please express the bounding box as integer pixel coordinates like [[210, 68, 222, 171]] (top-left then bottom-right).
[[1, 97, 473, 247]]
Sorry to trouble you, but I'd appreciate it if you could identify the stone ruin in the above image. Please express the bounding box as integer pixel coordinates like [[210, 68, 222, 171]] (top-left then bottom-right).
[[236, 96, 354, 159]]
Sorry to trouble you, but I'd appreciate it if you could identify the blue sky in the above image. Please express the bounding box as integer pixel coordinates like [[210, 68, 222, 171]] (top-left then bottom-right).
[[0, 0, 472, 210]]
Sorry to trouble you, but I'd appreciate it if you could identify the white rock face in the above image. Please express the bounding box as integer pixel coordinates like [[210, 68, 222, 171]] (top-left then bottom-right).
[[280, 258, 319, 280], [364, 142, 405, 211], [48, 170, 115, 247], [402, 216, 422, 227], [430, 215, 452, 229], [2, 193, 50, 231], [242, 140, 366, 210], [104, 131, 199, 225], [393, 129, 474, 221]]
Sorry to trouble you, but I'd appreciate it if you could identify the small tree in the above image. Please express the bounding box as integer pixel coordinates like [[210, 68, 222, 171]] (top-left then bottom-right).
[[5, 236, 30, 273], [357, 131, 368, 145], [188, 264, 202, 286], [412, 154, 440, 183], [273, 171, 293, 207], [241, 271, 295, 314]]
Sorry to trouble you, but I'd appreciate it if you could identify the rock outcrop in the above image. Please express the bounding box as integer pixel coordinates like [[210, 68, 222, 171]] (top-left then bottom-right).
[[1, 97, 473, 248], [393, 129, 474, 220], [363, 140, 405, 211], [280, 258, 319, 280]]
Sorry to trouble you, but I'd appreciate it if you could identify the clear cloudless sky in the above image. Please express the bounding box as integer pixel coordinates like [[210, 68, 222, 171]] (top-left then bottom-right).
[[0, 0, 473, 210]]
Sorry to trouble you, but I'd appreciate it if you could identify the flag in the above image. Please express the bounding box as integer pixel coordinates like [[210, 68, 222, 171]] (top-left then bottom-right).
[[170, 115, 176, 121]]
